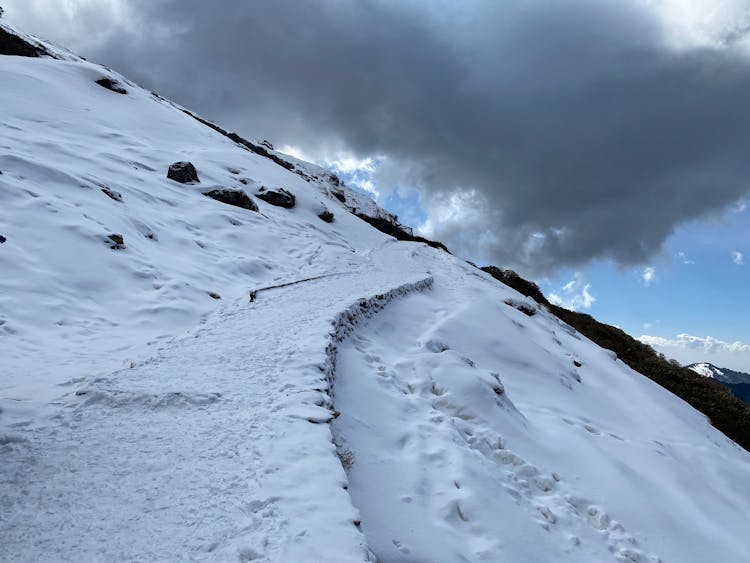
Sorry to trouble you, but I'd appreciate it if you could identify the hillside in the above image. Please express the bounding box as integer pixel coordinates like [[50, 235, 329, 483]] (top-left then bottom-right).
[[482, 267, 750, 451], [2, 20, 750, 563]]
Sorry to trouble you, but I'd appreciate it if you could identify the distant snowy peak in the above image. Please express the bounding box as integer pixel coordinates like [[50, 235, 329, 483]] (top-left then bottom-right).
[[689, 362, 722, 378], [687, 362, 750, 384]]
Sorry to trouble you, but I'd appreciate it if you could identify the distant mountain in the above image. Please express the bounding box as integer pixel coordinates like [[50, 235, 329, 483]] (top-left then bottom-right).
[[688, 363, 750, 405], [687, 362, 750, 385]]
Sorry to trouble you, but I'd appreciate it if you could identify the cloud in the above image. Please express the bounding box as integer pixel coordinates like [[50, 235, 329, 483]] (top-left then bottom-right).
[[548, 272, 596, 310], [9, 0, 750, 274], [732, 250, 744, 265], [639, 333, 750, 354], [676, 251, 695, 265], [642, 267, 656, 286]]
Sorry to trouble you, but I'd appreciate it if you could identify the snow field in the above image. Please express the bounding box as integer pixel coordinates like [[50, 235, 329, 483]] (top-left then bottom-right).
[[333, 246, 750, 563]]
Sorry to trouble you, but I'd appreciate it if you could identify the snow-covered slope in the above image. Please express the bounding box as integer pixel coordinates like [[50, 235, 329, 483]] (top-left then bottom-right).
[[2, 21, 750, 563], [688, 362, 750, 385]]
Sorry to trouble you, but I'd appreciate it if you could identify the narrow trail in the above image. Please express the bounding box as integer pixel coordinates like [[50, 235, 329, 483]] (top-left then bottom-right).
[[0, 243, 431, 563]]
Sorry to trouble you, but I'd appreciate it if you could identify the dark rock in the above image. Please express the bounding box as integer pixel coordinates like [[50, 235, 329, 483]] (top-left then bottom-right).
[[504, 298, 536, 316], [208, 292, 221, 300], [167, 161, 199, 184], [0, 235, 6, 244], [317, 207, 334, 223], [107, 233, 125, 249], [260, 139, 274, 150], [482, 266, 549, 305], [95, 78, 127, 94], [178, 108, 296, 172], [256, 187, 295, 208], [0, 26, 51, 57], [332, 190, 347, 203], [101, 187, 123, 202], [203, 189, 258, 212], [573, 360, 583, 368], [355, 213, 450, 253]]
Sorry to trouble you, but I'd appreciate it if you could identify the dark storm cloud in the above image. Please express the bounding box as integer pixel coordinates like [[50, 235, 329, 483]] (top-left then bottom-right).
[[23, 0, 750, 272]]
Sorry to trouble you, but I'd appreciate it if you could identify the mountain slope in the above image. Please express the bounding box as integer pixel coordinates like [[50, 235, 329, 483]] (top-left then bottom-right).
[[2, 21, 750, 563], [482, 267, 750, 451]]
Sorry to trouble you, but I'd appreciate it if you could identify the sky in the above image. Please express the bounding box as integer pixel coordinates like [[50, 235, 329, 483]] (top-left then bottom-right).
[[4, 0, 750, 371]]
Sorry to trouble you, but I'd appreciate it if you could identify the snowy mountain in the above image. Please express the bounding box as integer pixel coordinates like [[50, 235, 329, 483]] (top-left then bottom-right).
[[688, 362, 750, 385], [688, 363, 750, 406], [2, 20, 750, 563]]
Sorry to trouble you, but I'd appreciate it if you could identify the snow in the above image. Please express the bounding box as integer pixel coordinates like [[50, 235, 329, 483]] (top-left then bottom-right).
[[2, 21, 750, 563], [333, 247, 750, 563], [690, 362, 722, 378]]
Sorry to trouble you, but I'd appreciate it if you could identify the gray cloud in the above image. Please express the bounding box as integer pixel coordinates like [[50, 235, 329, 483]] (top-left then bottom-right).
[[8, 0, 750, 274]]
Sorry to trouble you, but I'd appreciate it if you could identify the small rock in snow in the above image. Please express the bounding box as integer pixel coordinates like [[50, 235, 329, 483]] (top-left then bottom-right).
[[0, 235, 6, 244], [95, 77, 127, 95], [256, 187, 295, 208], [203, 189, 258, 212], [107, 233, 125, 249], [101, 187, 123, 202], [208, 292, 221, 300], [317, 207, 334, 223], [167, 161, 199, 184]]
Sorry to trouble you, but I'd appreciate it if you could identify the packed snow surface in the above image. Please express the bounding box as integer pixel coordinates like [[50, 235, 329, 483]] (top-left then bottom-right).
[[2, 21, 750, 562]]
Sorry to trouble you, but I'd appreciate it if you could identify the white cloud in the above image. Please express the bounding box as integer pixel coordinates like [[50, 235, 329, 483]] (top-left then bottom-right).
[[278, 146, 383, 198], [548, 272, 596, 311], [641, 266, 656, 286], [327, 154, 382, 198], [732, 250, 744, 265], [639, 333, 750, 354], [731, 200, 747, 213], [676, 251, 695, 265]]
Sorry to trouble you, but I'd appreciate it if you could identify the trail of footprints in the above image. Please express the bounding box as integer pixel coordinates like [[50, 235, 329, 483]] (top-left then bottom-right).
[[348, 333, 661, 563]]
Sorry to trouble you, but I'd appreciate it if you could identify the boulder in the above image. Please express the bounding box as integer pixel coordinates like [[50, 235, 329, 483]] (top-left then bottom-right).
[[317, 207, 334, 223], [0, 235, 6, 244], [95, 78, 127, 94], [203, 189, 258, 212], [167, 161, 199, 184], [256, 187, 295, 208]]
